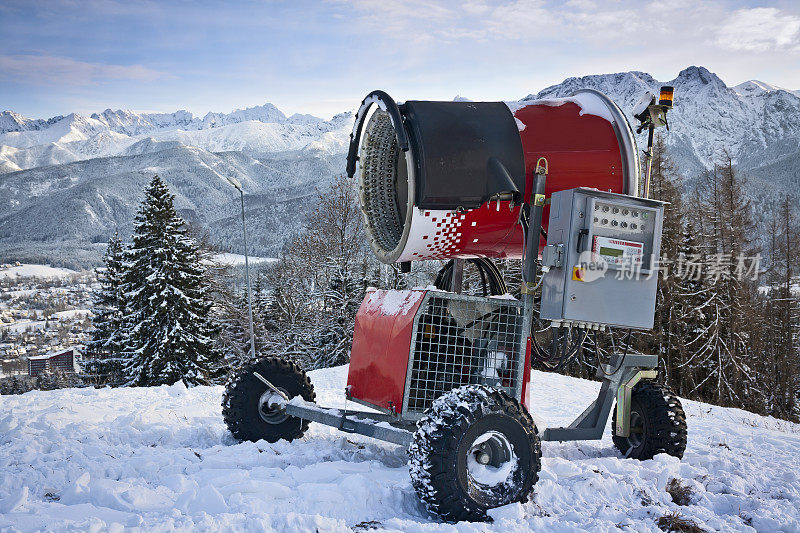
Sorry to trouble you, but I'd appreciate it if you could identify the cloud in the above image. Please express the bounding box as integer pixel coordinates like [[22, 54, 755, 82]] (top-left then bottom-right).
[[0, 54, 167, 85], [336, 0, 645, 46], [715, 8, 800, 53]]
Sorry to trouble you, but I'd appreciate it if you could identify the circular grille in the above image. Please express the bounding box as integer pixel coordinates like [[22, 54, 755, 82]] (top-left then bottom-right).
[[359, 110, 410, 260]]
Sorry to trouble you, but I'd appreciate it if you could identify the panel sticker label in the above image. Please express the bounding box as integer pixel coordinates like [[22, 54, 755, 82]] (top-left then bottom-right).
[[592, 236, 643, 267]]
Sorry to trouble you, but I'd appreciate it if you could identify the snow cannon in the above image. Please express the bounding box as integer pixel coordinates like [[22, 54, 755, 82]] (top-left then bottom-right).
[[346, 90, 640, 264], [223, 87, 688, 524]]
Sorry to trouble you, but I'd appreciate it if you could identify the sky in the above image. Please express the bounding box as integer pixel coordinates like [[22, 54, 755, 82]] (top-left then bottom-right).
[[2, 0, 800, 120]]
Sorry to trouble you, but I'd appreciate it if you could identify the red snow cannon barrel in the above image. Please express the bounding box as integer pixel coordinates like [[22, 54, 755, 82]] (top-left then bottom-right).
[[346, 90, 639, 263]]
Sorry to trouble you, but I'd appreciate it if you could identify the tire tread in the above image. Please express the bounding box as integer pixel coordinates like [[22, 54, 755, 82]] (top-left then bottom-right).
[[612, 381, 687, 460]]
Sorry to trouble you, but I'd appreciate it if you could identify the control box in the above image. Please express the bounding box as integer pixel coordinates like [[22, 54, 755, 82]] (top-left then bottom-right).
[[540, 188, 665, 329]]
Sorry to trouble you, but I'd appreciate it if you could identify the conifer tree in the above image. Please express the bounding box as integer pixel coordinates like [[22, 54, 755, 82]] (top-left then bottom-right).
[[87, 233, 126, 379], [88, 233, 125, 354], [686, 154, 761, 409], [121, 175, 224, 386]]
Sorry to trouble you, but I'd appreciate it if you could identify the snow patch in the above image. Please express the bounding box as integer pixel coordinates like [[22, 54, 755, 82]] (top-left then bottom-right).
[[509, 94, 615, 123], [0, 264, 78, 279], [209, 253, 277, 266], [367, 289, 424, 316]]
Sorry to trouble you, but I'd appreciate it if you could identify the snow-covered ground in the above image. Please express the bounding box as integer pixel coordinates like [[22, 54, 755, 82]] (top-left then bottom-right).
[[0, 264, 77, 279], [0, 310, 90, 334], [1, 366, 798, 532], [210, 253, 277, 267]]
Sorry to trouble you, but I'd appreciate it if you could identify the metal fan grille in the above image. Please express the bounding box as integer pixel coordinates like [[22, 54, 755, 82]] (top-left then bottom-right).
[[359, 110, 408, 256], [402, 292, 526, 418]]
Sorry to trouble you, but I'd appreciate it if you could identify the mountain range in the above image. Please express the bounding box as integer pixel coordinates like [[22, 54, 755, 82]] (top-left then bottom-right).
[[1, 66, 798, 268]]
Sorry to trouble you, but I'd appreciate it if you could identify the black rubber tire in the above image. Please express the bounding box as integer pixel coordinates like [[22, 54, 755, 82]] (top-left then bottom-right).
[[612, 381, 687, 460], [408, 385, 541, 522], [222, 357, 315, 443]]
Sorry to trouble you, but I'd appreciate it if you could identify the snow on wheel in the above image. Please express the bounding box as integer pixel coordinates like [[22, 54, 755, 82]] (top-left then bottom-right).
[[408, 385, 541, 522], [222, 357, 315, 443], [612, 381, 687, 460]]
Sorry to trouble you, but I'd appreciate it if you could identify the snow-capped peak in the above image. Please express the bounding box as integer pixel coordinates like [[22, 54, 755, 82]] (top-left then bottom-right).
[[200, 103, 286, 129], [0, 110, 66, 134], [0, 102, 354, 170], [733, 80, 800, 98]]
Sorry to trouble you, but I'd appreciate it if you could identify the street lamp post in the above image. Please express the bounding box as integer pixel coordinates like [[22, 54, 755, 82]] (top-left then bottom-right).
[[224, 176, 256, 360]]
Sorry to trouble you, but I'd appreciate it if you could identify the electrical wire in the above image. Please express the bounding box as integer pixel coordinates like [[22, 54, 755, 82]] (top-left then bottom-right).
[[434, 258, 508, 296], [596, 328, 633, 376]]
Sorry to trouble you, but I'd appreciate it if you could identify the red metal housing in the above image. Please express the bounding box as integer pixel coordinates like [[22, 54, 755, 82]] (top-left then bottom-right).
[[347, 289, 426, 413], [364, 91, 638, 263], [347, 289, 533, 415]]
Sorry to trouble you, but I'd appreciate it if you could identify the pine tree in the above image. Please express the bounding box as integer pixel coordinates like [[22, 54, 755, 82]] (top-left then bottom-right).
[[120, 176, 224, 386], [86, 233, 126, 381], [87, 234, 125, 353]]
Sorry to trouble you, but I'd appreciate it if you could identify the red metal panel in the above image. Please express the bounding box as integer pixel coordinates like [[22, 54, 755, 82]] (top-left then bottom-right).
[[515, 100, 627, 250], [398, 99, 630, 262], [347, 289, 427, 412]]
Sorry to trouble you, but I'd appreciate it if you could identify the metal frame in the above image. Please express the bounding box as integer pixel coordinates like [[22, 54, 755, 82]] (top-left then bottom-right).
[[283, 399, 413, 447], [351, 93, 418, 265], [279, 351, 657, 448], [541, 353, 657, 441], [616, 368, 658, 437]]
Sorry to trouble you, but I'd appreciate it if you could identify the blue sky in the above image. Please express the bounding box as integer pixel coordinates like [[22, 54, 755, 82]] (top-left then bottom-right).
[[2, 0, 800, 120]]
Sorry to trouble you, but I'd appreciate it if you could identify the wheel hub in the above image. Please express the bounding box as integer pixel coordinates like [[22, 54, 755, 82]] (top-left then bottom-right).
[[466, 431, 516, 487], [627, 410, 644, 448], [258, 388, 289, 424]]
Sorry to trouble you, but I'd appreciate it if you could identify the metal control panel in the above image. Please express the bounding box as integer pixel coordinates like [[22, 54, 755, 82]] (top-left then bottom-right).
[[540, 188, 665, 329]]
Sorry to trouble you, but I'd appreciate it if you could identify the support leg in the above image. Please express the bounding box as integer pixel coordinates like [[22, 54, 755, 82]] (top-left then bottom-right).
[[540, 353, 658, 442]]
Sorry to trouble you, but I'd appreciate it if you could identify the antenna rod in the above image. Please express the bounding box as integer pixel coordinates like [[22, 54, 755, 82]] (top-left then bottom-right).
[[225, 176, 257, 360], [239, 187, 256, 360], [642, 123, 655, 199]]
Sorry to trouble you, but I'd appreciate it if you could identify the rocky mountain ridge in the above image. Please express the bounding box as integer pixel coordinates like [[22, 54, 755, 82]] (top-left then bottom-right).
[[1, 66, 797, 267]]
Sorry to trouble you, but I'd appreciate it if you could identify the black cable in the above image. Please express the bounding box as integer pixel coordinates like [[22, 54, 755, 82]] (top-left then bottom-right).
[[434, 257, 594, 373], [597, 328, 632, 376], [434, 258, 508, 296], [531, 321, 589, 371]]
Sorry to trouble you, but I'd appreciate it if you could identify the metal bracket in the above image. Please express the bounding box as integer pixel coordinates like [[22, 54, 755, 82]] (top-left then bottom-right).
[[542, 244, 564, 269], [540, 353, 657, 442], [615, 369, 657, 437]]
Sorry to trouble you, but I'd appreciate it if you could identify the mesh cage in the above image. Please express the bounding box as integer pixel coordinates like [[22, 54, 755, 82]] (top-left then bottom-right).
[[402, 292, 527, 419], [359, 110, 409, 257]]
